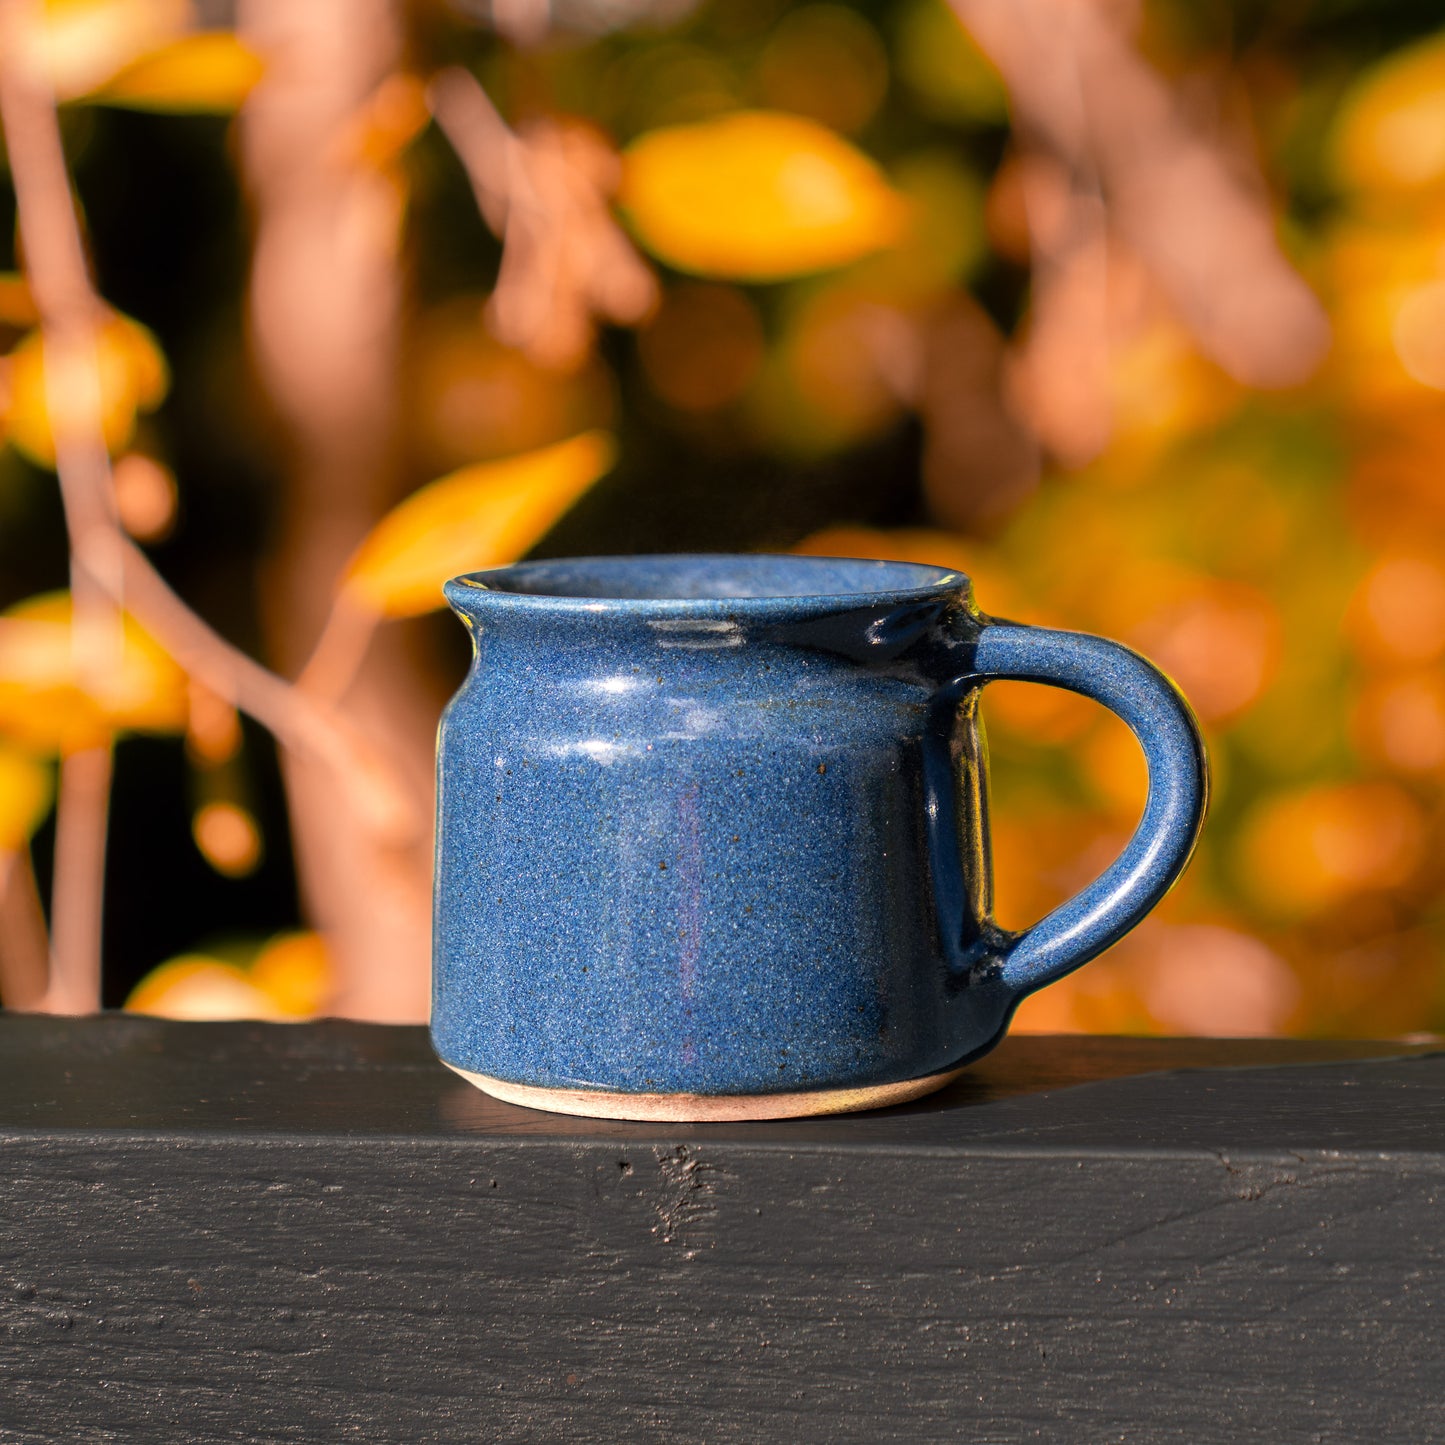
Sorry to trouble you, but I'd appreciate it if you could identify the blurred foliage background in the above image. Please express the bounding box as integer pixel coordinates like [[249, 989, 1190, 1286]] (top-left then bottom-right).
[[2, 0, 1444, 1036]]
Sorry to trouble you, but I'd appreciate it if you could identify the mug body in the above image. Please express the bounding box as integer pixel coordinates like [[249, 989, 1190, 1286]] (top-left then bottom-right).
[[432, 555, 1011, 1119]]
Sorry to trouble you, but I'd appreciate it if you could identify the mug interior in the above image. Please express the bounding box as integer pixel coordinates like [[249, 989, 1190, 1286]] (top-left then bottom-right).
[[453, 554, 962, 603]]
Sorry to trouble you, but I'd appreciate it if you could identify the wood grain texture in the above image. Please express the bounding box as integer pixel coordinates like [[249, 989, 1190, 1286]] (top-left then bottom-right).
[[1, 1017, 1442, 1443]]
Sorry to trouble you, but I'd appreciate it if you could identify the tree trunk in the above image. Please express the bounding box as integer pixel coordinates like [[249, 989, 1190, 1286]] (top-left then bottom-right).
[[238, 0, 434, 1021]]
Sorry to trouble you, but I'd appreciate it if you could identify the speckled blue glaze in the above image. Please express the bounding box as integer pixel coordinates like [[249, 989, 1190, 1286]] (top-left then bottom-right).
[[432, 555, 1207, 1097]]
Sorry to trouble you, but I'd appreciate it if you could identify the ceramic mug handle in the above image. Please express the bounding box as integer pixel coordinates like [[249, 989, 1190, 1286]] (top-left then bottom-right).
[[969, 621, 1209, 997]]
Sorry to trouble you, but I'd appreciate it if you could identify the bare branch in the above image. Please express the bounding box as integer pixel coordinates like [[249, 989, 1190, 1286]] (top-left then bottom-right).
[[0, 0, 427, 1018], [294, 593, 379, 703], [44, 746, 112, 1014], [950, 0, 1329, 388], [0, 0, 124, 1010], [429, 66, 657, 369], [427, 65, 514, 227], [96, 535, 421, 841], [240, 0, 433, 1023], [0, 849, 49, 1011]]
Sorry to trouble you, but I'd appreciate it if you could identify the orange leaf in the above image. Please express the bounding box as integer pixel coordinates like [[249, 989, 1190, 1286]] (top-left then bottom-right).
[[250, 932, 332, 1018], [619, 111, 906, 281], [94, 31, 264, 113], [0, 273, 38, 328], [342, 431, 616, 618]]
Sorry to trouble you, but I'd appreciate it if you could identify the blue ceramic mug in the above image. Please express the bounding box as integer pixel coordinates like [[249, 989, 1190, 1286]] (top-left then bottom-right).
[[433, 555, 1207, 1120]]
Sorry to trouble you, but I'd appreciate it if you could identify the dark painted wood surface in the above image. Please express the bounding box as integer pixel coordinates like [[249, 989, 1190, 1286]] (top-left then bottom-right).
[[1, 1016, 1442, 1442]]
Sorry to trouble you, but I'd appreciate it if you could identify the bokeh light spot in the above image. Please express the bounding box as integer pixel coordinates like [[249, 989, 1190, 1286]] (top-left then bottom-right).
[[112, 452, 178, 542], [1352, 671, 1445, 774], [1142, 926, 1300, 1037], [1236, 782, 1426, 917], [638, 283, 765, 412], [1351, 553, 1445, 664], [193, 801, 263, 878], [1129, 580, 1281, 724], [756, 5, 889, 135], [1392, 281, 1445, 390]]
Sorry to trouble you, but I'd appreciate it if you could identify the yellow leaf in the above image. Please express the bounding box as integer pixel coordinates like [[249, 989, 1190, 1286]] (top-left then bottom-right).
[[756, 5, 890, 136], [42, 0, 190, 102], [250, 932, 331, 1018], [6, 313, 169, 466], [342, 431, 617, 618], [0, 592, 187, 753], [125, 955, 290, 1021], [94, 31, 264, 113], [1331, 32, 1445, 201], [0, 745, 53, 853], [619, 111, 907, 281]]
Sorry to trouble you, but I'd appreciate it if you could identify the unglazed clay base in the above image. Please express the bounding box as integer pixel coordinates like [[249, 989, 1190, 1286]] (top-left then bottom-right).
[[443, 1060, 970, 1121]]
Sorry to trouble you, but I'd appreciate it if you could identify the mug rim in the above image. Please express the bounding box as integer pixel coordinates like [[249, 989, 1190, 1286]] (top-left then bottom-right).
[[445, 552, 970, 617]]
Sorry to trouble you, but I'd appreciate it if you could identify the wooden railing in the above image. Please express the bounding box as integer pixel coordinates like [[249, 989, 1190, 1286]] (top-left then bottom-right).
[[1, 1016, 1440, 1442]]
